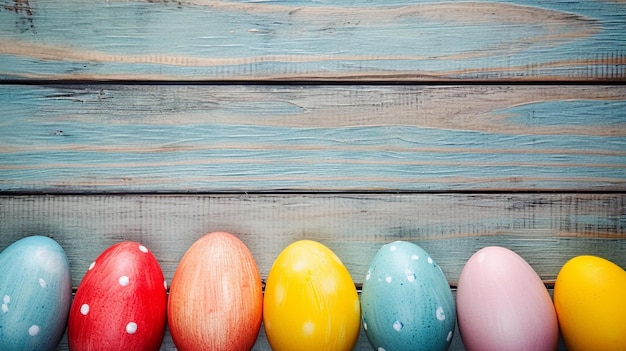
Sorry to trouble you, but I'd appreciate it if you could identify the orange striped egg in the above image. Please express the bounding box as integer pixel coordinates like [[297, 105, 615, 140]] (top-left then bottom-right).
[[168, 232, 263, 351]]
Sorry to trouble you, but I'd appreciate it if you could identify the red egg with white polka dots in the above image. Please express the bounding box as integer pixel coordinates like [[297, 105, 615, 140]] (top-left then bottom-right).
[[68, 242, 167, 351]]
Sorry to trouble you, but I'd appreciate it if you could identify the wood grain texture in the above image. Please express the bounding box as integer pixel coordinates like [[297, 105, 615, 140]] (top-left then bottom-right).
[[2, 1, 625, 350], [0, 0, 624, 81], [2, 194, 624, 287], [1, 84, 625, 192]]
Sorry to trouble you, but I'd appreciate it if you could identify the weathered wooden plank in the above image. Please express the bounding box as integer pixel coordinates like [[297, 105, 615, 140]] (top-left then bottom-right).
[[2, 193, 619, 350], [1, 84, 624, 192], [0, 0, 624, 81], [2, 194, 624, 287]]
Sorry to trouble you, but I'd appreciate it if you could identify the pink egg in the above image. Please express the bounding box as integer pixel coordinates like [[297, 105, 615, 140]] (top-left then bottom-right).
[[457, 246, 558, 351]]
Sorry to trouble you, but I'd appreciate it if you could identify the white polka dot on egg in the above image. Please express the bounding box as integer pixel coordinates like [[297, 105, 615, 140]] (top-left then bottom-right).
[[447, 330, 453, 342], [80, 303, 90, 316], [393, 320, 403, 332], [89, 261, 96, 270], [436, 306, 446, 321], [119, 275, 130, 286], [302, 321, 315, 335], [126, 322, 137, 334], [2, 295, 9, 313], [38, 278, 47, 288], [28, 325, 40, 337], [404, 269, 416, 283], [139, 245, 149, 253]]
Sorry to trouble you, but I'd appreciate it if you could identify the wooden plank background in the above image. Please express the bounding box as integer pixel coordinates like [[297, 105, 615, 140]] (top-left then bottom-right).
[[1, 84, 625, 192], [0, 0, 624, 81], [3, 194, 624, 287], [1, 0, 625, 350], [2, 193, 622, 350]]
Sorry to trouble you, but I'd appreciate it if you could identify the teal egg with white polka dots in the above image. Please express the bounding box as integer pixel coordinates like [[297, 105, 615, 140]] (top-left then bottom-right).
[[0, 236, 72, 351], [361, 241, 455, 351]]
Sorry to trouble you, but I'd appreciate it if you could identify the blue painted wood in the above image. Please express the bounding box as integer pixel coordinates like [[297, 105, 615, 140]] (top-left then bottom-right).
[[0, 0, 624, 80], [4, 194, 624, 286], [1, 193, 621, 350], [1, 2, 624, 350], [1, 84, 624, 192]]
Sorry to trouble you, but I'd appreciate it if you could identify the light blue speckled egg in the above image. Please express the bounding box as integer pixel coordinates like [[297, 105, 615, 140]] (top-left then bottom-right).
[[361, 241, 455, 351], [0, 236, 72, 351]]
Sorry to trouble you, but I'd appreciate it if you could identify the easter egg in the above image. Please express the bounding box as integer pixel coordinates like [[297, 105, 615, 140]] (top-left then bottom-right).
[[68, 242, 167, 351], [554, 255, 626, 351], [457, 246, 558, 351], [263, 240, 360, 351], [0, 236, 72, 351], [168, 232, 263, 351], [361, 241, 456, 351]]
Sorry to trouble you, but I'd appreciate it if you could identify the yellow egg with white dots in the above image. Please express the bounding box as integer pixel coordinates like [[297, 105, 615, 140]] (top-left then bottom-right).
[[263, 240, 360, 351]]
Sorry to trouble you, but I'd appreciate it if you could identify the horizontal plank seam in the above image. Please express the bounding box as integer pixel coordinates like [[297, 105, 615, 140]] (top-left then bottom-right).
[[1, 189, 625, 196], [1, 79, 626, 86]]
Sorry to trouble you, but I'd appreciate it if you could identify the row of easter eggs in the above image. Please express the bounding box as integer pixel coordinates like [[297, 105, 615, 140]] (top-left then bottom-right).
[[1, 233, 625, 351]]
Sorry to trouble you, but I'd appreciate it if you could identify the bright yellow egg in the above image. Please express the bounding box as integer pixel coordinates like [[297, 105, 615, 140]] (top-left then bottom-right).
[[554, 255, 626, 351], [263, 240, 360, 351]]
